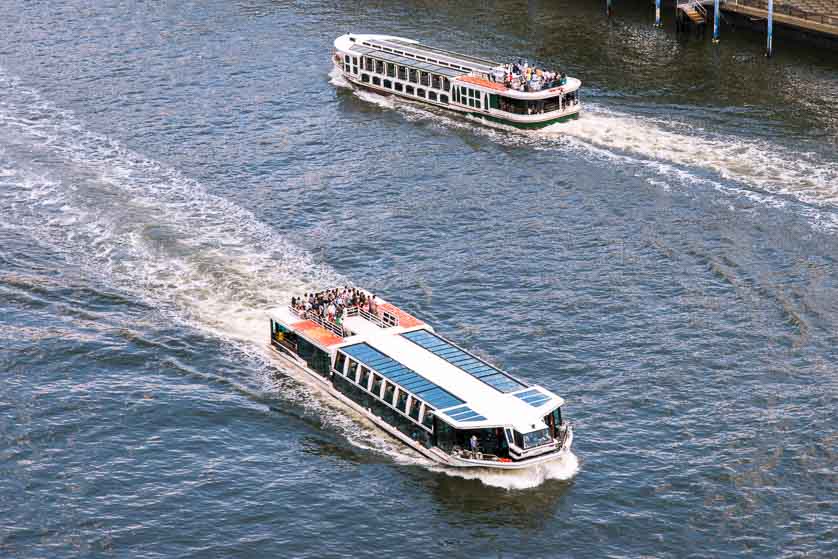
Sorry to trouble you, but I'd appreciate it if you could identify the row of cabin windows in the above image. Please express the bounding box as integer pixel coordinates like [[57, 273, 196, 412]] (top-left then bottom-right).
[[343, 54, 572, 116], [453, 86, 486, 110], [333, 353, 435, 431], [360, 74, 449, 104], [355, 56, 451, 91], [332, 373, 434, 448]]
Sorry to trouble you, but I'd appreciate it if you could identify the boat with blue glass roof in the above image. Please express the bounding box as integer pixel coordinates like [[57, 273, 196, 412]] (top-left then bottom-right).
[[333, 34, 582, 129], [269, 288, 573, 469]]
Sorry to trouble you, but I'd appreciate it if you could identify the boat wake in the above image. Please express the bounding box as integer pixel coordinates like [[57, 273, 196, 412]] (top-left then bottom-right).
[[1, 67, 578, 488], [547, 107, 838, 212], [331, 68, 838, 230]]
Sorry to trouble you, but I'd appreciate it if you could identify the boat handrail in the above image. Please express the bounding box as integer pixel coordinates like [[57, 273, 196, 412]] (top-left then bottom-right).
[[345, 305, 400, 328], [289, 306, 349, 338], [677, 0, 708, 17]]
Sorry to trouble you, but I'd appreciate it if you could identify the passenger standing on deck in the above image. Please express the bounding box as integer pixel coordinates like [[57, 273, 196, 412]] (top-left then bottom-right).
[[469, 434, 479, 453]]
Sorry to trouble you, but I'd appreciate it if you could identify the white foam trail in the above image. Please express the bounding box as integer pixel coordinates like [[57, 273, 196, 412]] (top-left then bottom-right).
[[333, 74, 838, 227], [430, 451, 579, 490], [547, 105, 838, 208]]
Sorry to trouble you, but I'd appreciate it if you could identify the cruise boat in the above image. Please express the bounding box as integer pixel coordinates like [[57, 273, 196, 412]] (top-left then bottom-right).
[[270, 288, 573, 469], [332, 34, 581, 129]]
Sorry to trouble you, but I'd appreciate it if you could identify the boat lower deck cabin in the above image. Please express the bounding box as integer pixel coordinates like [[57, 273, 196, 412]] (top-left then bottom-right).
[[269, 287, 573, 469], [333, 34, 582, 129]]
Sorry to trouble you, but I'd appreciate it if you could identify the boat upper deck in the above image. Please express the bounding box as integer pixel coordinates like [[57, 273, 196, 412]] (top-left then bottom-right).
[[337, 34, 581, 98], [271, 288, 564, 432]]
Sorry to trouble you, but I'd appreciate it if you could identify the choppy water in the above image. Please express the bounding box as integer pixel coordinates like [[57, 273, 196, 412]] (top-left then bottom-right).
[[2, 1, 837, 557]]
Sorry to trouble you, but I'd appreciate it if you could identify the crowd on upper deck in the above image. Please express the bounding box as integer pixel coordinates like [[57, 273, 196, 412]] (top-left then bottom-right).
[[291, 287, 380, 330], [491, 60, 567, 92]]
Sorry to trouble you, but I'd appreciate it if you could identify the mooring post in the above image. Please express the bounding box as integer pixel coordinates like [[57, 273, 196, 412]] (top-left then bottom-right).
[[766, 0, 774, 56], [713, 0, 720, 42]]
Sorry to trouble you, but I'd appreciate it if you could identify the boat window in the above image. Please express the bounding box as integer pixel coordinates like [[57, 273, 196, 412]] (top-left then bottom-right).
[[408, 398, 422, 421], [543, 95, 561, 112], [428, 91, 437, 101], [353, 57, 358, 65], [394, 82, 403, 92], [383, 382, 396, 405], [419, 72, 429, 86], [406, 85, 414, 95], [271, 321, 298, 352], [439, 94, 448, 104], [422, 407, 434, 429], [474, 99, 481, 109], [516, 428, 551, 449], [333, 352, 347, 374], [371, 374, 383, 397], [364, 57, 374, 72], [408, 69, 418, 83], [343, 55, 349, 64], [396, 390, 408, 413], [442, 77, 450, 90], [375, 60, 384, 74], [397, 65, 407, 80], [347, 359, 359, 382], [386, 63, 395, 77], [359, 366, 372, 390], [417, 89, 426, 98], [383, 79, 392, 89], [372, 76, 381, 86], [361, 74, 370, 83], [431, 74, 441, 89], [498, 96, 530, 115], [505, 428, 514, 445]]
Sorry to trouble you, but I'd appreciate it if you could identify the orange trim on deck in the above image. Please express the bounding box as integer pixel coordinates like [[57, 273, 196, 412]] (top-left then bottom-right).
[[380, 303, 424, 328], [458, 75, 507, 92], [292, 320, 344, 348]]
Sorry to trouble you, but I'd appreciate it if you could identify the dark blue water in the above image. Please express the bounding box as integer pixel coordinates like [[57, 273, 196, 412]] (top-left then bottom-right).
[[2, 1, 837, 557]]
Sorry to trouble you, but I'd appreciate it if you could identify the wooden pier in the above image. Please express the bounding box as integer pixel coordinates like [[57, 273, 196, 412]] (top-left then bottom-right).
[[721, 0, 838, 39]]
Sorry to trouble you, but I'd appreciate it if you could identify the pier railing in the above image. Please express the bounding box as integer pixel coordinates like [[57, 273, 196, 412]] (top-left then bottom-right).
[[684, 0, 709, 19], [726, 0, 838, 27]]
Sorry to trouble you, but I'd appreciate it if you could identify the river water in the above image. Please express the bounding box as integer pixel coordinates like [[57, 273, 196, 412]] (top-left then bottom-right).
[[2, 1, 836, 557]]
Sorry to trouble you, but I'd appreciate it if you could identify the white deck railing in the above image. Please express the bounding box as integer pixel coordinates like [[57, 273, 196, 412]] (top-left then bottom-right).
[[290, 304, 400, 337], [289, 306, 349, 338]]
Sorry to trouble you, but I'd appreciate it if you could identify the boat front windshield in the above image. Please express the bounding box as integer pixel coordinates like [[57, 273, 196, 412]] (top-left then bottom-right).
[[522, 428, 551, 449]]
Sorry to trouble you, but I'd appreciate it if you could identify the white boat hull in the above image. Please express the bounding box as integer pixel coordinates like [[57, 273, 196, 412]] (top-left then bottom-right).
[[271, 344, 574, 470]]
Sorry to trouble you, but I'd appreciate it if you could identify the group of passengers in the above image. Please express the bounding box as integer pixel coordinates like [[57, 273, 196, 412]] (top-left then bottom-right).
[[291, 287, 380, 329], [492, 60, 567, 92]]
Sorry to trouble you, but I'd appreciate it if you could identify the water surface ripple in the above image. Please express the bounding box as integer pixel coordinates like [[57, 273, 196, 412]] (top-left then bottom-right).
[[1, 1, 837, 557]]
